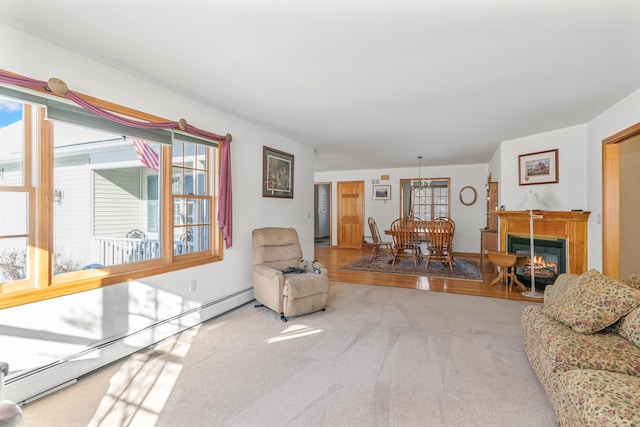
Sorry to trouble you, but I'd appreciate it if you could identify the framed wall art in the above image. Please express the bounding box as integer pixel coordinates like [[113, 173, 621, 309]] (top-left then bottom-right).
[[518, 149, 558, 185], [263, 146, 294, 198], [372, 184, 391, 201]]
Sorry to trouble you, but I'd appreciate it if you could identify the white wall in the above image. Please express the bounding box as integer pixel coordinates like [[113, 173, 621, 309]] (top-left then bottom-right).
[[496, 124, 588, 212], [0, 24, 317, 400], [314, 163, 488, 253], [488, 145, 502, 185]]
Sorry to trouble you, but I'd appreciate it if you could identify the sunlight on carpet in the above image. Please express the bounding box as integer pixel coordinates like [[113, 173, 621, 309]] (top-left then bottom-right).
[[86, 325, 200, 426], [264, 324, 324, 344], [340, 254, 482, 281]]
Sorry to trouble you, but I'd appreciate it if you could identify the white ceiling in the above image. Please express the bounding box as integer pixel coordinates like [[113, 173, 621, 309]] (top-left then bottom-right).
[[1, 0, 639, 171]]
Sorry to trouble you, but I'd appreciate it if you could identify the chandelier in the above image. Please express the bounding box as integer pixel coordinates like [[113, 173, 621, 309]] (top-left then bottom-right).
[[411, 155, 431, 189]]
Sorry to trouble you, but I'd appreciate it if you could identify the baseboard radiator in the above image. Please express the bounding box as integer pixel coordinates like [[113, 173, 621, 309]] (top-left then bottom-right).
[[6, 288, 254, 404]]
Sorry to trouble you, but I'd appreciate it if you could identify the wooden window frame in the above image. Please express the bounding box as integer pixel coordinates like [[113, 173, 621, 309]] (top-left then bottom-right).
[[0, 89, 223, 309], [399, 177, 451, 220]]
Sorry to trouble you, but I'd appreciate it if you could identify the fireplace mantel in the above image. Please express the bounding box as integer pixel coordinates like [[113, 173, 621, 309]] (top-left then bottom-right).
[[497, 210, 591, 275]]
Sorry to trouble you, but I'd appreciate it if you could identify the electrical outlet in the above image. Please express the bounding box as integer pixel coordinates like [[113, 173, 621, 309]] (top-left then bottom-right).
[[189, 280, 197, 292]]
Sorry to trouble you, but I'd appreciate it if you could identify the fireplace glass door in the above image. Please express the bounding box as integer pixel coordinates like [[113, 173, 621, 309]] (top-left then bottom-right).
[[507, 236, 567, 289]]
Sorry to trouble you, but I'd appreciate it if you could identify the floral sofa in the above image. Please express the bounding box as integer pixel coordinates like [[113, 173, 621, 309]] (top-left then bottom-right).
[[522, 269, 640, 426]]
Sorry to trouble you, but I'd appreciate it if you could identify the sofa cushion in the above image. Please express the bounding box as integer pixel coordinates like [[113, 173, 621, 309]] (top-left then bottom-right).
[[604, 274, 640, 333], [523, 306, 640, 377], [623, 273, 640, 290], [558, 369, 640, 426], [618, 306, 640, 348], [544, 273, 580, 304], [543, 269, 640, 334]]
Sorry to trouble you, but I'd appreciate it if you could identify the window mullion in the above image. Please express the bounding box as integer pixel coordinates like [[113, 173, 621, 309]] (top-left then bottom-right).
[[161, 144, 174, 261], [24, 106, 38, 289], [36, 106, 54, 288]]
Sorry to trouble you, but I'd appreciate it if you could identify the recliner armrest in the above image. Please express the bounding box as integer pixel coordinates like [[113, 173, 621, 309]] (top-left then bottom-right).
[[312, 261, 328, 275], [253, 264, 283, 279]]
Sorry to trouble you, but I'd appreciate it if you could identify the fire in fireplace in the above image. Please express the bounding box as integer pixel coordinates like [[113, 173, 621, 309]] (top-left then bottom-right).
[[507, 235, 567, 289]]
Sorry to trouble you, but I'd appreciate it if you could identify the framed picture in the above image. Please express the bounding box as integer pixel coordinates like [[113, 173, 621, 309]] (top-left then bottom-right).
[[263, 146, 294, 198], [518, 149, 558, 185], [372, 184, 391, 201]]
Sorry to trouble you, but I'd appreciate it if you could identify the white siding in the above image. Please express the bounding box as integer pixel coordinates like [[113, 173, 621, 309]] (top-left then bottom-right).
[[94, 167, 142, 237]]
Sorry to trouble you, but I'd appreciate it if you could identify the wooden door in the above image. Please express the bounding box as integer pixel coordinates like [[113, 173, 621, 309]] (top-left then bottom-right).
[[337, 181, 364, 249]]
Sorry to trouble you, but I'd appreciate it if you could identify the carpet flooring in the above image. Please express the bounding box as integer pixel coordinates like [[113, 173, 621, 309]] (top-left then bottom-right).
[[21, 282, 554, 426], [341, 254, 482, 281]]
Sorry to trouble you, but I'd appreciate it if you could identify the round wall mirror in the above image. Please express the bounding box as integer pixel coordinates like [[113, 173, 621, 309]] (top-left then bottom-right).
[[459, 186, 477, 206]]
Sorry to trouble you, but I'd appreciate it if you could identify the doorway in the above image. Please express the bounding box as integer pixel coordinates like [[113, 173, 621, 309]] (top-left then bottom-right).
[[602, 122, 640, 279], [314, 183, 331, 247]]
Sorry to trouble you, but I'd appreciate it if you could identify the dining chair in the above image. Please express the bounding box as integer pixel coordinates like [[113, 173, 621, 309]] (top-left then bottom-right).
[[424, 218, 455, 271], [434, 216, 455, 232], [434, 216, 455, 263], [390, 217, 422, 268], [367, 217, 393, 262]]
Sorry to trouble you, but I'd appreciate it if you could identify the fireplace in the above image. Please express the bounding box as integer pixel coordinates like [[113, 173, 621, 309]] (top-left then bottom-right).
[[507, 235, 567, 289], [498, 210, 590, 279]]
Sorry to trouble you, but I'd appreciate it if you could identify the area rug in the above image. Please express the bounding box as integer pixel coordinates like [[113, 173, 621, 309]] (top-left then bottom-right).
[[341, 254, 483, 281]]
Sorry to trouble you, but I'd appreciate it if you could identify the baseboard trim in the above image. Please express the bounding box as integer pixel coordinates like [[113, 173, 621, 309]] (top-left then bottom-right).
[[6, 287, 254, 403]]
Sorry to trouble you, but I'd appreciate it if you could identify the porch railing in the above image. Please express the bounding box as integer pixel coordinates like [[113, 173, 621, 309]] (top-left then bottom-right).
[[93, 237, 191, 266]]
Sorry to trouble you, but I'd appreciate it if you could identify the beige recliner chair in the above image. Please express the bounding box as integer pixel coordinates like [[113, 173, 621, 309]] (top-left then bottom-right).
[[252, 227, 330, 321]]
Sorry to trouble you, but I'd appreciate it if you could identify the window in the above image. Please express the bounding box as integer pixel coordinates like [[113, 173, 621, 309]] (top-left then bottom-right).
[[0, 87, 221, 308], [0, 100, 33, 288], [52, 120, 163, 273], [400, 178, 450, 220], [172, 139, 212, 255]]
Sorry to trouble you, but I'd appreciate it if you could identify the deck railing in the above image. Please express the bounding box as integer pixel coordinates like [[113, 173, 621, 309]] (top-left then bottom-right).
[[93, 237, 191, 266]]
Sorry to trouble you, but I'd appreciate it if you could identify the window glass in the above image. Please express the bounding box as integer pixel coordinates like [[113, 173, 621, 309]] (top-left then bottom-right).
[[400, 178, 450, 220], [52, 121, 162, 272], [0, 192, 27, 235], [0, 96, 24, 186], [0, 237, 28, 282], [147, 175, 159, 233], [172, 139, 212, 256], [0, 97, 29, 284]]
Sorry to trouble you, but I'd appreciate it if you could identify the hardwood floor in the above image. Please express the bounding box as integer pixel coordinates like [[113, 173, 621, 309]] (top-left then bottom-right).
[[314, 246, 543, 302]]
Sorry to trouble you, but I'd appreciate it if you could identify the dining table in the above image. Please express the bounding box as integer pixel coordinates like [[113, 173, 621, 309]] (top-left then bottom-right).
[[384, 224, 452, 242], [385, 219, 456, 265], [384, 228, 428, 242]]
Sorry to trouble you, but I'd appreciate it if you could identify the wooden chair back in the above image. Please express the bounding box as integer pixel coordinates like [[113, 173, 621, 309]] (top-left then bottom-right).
[[368, 217, 383, 245], [390, 217, 419, 249], [390, 217, 422, 268], [425, 219, 453, 250], [367, 217, 392, 261], [424, 219, 455, 270], [434, 216, 455, 233]]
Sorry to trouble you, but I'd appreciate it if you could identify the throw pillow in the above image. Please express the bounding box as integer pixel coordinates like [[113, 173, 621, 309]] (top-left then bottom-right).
[[618, 306, 640, 347], [543, 269, 640, 334]]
